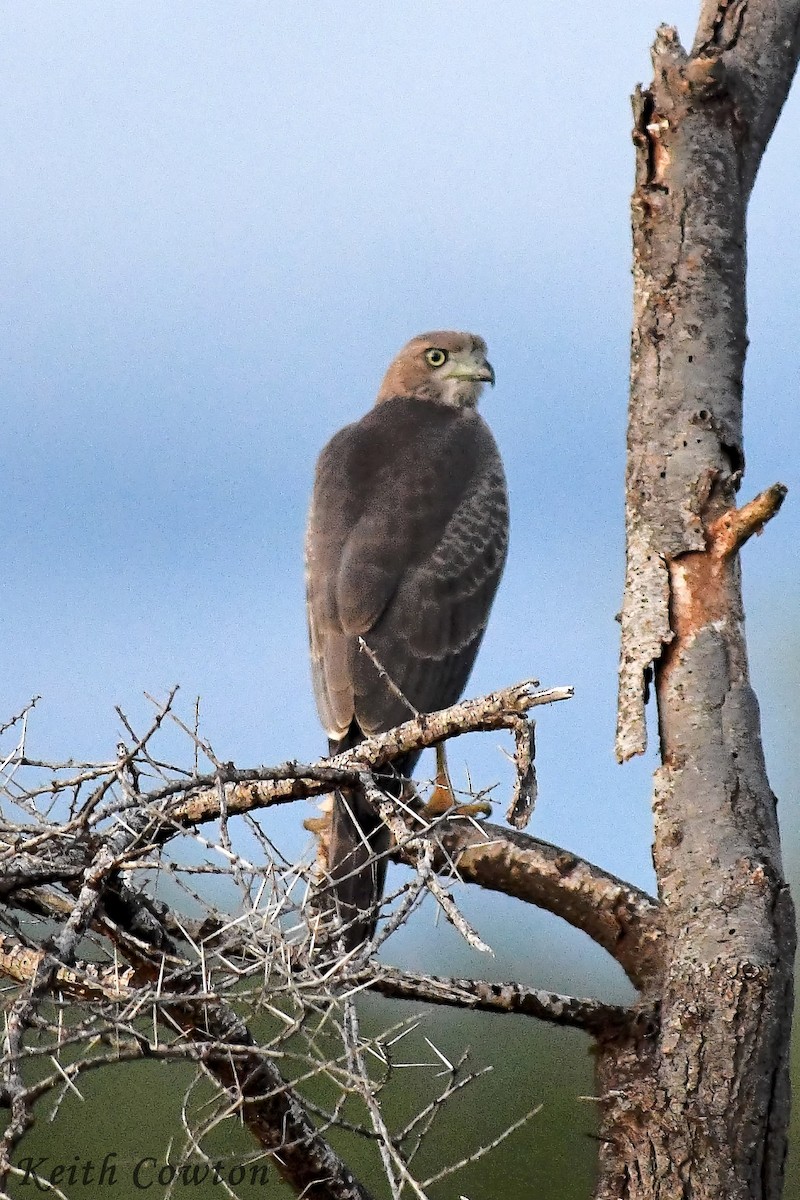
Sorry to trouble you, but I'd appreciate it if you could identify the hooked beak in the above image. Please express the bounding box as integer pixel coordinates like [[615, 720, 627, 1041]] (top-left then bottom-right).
[[479, 359, 496, 387], [447, 358, 495, 386]]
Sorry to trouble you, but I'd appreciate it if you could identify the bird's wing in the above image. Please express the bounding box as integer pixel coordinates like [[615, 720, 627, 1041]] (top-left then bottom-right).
[[305, 418, 405, 741], [305, 446, 356, 743], [306, 401, 508, 744], [352, 435, 508, 734]]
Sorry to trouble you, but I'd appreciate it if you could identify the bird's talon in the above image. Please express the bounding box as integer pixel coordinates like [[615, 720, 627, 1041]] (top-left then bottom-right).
[[454, 801, 492, 819], [422, 783, 457, 817], [421, 792, 492, 820]]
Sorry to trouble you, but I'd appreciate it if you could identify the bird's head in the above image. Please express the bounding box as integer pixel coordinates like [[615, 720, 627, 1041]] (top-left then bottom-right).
[[376, 331, 495, 409]]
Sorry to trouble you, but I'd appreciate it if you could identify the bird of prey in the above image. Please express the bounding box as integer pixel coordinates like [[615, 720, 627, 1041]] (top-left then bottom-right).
[[305, 331, 509, 948]]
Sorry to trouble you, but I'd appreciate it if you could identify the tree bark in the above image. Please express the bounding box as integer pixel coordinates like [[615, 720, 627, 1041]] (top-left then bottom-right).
[[605, 4, 799, 1197]]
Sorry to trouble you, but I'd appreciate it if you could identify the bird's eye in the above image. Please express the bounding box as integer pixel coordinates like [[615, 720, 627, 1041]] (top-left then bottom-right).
[[425, 348, 448, 367]]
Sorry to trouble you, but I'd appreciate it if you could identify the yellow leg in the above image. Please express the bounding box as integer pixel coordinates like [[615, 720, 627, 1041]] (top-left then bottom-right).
[[422, 744, 492, 819]]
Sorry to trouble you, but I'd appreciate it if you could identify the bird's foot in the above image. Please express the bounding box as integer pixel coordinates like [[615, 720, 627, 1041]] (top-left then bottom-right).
[[304, 795, 333, 876], [423, 744, 492, 819], [422, 786, 492, 820]]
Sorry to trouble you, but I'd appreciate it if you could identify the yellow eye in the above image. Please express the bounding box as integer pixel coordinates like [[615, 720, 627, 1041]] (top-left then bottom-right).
[[425, 347, 448, 368]]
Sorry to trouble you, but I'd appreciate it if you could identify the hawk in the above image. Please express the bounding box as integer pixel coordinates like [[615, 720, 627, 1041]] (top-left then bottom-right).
[[305, 331, 509, 948]]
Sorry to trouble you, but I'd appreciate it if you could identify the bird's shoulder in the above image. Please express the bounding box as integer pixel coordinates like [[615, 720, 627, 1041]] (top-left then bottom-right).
[[315, 397, 498, 499]]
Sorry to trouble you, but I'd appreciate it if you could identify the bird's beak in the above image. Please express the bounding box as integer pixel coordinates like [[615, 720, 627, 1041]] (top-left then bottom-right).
[[447, 358, 496, 386]]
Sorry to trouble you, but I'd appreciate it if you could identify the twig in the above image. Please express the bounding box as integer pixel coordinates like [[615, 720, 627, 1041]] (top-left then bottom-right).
[[0, 697, 40, 742], [354, 776, 491, 953], [421, 1101, 543, 1189], [413, 845, 492, 954], [342, 1000, 428, 1200], [357, 638, 419, 717]]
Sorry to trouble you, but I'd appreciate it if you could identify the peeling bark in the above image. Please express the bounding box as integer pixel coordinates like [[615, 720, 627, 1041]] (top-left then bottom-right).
[[605, 3, 799, 1197]]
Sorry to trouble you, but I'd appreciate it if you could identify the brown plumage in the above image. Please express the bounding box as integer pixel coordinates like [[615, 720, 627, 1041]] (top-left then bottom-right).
[[305, 331, 509, 948]]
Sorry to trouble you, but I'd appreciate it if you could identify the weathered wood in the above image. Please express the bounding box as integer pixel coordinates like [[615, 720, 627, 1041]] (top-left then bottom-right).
[[420, 820, 662, 989], [606, 3, 799, 1197]]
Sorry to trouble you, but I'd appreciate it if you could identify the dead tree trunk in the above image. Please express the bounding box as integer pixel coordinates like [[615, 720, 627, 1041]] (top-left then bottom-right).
[[605, 4, 799, 1197]]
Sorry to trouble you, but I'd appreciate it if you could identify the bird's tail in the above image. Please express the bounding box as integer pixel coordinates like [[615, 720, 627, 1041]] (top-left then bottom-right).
[[327, 785, 391, 950], [323, 747, 418, 952]]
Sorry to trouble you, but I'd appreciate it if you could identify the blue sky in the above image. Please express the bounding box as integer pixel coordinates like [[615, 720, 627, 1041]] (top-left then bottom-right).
[[1, 3, 798, 963]]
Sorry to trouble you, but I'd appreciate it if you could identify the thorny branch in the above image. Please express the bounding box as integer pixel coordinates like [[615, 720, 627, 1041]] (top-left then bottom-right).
[[0, 679, 656, 1198], [170, 680, 572, 827]]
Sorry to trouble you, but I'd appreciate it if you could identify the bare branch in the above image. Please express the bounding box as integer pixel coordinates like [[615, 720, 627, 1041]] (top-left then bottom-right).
[[505, 716, 537, 829], [0, 933, 138, 1003], [413, 820, 662, 988], [363, 966, 640, 1036], [137, 967, 378, 1200], [0, 697, 40, 742], [420, 1101, 542, 1190], [0, 670, 650, 1195], [411, 844, 492, 954], [171, 681, 572, 827]]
